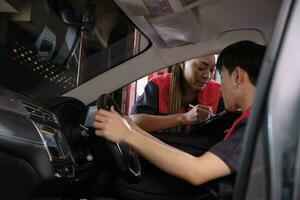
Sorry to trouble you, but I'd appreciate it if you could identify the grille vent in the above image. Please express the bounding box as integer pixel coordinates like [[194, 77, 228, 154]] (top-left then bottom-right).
[[23, 102, 57, 124]]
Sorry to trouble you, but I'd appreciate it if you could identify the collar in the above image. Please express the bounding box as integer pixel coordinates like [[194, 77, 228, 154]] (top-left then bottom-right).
[[223, 107, 252, 140]]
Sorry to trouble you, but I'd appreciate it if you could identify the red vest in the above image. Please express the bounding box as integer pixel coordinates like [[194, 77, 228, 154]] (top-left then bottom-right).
[[223, 107, 251, 140], [150, 73, 221, 115]]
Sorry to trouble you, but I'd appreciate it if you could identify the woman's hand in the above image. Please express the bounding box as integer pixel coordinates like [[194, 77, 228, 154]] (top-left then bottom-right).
[[93, 106, 132, 143], [183, 104, 213, 124]]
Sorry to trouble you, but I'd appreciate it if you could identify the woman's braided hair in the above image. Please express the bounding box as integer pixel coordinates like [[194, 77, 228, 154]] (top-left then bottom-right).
[[168, 62, 185, 132]]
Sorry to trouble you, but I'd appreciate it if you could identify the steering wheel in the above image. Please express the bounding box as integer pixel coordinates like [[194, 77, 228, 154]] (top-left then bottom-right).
[[97, 94, 141, 183]]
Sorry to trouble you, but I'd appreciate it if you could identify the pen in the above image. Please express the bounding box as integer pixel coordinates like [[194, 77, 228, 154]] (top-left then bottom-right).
[[189, 104, 212, 118]]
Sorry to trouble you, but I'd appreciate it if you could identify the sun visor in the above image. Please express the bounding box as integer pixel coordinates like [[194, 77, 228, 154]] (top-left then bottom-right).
[[147, 10, 207, 47], [217, 29, 266, 46]]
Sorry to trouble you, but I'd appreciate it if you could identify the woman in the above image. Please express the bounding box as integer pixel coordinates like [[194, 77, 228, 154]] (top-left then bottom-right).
[[130, 56, 223, 133]]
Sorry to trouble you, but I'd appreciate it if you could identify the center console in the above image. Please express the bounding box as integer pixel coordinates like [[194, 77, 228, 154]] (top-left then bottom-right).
[[0, 96, 77, 181], [23, 102, 75, 179], [0, 97, 97, 199]]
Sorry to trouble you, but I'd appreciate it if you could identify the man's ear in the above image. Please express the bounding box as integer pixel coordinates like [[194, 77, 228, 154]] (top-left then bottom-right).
[[233, 66, 246, 87]]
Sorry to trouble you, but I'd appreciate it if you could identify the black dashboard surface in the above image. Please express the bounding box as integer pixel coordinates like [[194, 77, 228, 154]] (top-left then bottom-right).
[[0, 96, 95, 199]]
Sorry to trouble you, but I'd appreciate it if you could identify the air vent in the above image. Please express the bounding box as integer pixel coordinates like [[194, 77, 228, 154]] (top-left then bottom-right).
[[23, 102, 57, 124], [44, 112, 57, 124]]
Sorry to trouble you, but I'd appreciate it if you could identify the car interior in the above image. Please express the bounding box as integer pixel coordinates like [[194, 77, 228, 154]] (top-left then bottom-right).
[[0, 0, 284, 199]]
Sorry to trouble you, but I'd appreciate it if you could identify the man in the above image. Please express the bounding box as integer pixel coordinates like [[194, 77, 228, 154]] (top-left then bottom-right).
[[93, 41, 266, 199]]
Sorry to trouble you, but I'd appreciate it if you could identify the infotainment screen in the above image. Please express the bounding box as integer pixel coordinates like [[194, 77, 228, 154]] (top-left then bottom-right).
[[40, 126, 62, 159], [85, 105, 97, 128]]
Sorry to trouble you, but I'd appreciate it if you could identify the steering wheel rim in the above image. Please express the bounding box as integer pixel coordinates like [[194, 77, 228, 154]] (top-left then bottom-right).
[[97, 94, 141, 183]]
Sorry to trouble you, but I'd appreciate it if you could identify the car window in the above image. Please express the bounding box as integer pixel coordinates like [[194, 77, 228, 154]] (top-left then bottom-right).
[[0, 0, 148, 98], [113, 56, 220, 115]]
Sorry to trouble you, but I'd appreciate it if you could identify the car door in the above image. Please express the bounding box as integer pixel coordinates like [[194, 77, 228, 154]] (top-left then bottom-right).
[[233, 0, 300, 199]]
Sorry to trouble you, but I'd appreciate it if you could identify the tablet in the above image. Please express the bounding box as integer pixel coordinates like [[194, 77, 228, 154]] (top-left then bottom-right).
[[192, 110, 242, 134]]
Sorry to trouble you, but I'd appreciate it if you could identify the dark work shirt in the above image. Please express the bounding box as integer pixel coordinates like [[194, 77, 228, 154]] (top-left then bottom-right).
[[209, 120, 247, 200], [131, 81, 160, 115]]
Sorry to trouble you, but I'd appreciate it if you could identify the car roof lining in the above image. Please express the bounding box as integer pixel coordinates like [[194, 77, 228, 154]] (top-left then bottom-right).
[[68, 0, 282, 104]]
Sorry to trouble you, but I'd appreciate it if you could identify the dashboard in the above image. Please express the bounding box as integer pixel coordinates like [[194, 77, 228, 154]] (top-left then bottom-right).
[[0, 96, 95, 199]]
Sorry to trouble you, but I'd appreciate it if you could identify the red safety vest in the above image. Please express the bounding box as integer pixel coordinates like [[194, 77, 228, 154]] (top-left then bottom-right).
[[150, 73, 221, 115]]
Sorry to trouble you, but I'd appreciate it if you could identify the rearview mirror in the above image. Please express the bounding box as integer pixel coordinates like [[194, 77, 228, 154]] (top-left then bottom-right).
[[61, 9, 83, 26]]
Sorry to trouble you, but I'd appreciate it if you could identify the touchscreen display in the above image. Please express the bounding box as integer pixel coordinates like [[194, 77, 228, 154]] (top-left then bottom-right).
[[40, 127, 61, 158], [85, 105, 97, 128]]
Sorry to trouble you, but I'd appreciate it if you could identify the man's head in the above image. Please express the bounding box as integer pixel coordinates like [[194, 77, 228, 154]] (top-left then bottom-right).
[[216, 41, 266, 111]]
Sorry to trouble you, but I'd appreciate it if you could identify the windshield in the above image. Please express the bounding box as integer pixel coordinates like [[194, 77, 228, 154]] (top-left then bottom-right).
[[0, 0, 147, 97]]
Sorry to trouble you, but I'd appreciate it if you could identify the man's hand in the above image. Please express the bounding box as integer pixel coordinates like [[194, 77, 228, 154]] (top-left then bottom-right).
[[93, 106, 132, 143]]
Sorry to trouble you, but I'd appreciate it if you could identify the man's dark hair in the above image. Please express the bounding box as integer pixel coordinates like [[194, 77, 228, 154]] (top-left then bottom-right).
[[216, 41, 266, 85]]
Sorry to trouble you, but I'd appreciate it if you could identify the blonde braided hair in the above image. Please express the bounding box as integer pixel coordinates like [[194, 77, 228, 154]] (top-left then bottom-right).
[[168, 63, 185, 133]]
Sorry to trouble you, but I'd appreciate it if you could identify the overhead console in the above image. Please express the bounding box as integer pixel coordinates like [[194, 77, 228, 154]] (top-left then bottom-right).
[[116, 0, 210, 15], [115, 0, 218, 47]]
